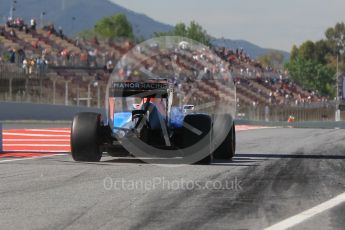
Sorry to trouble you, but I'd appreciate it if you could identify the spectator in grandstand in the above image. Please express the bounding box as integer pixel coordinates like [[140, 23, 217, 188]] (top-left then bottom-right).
[[22, 24, 29, 34], [17, 49, 26, 64], [60, 48, 69, 66], [6, 18, 11, 28], [74, 36, 81, 48], [36, 57, 48, 75], [45, 24, 56, 36], [41, 49, 48, 60], [9, 29, 16, 38], [9, 49, 16, 63], [92, 36, 99, 46], [30, 18, 36, 31], [88, 49, 98, 67], [0, 27, 4, 36], [31, 40, 39, 49], [28, 58, 36, 74], [80, 52, 88, 66], [22, 58, 29, 74], [58, 27, 64, 39], [106, 60, 114, 73], [14, 17, 24, 30]]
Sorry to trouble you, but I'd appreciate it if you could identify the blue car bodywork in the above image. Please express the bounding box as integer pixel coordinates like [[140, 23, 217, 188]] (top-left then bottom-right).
[[113, 106, 185, 134]]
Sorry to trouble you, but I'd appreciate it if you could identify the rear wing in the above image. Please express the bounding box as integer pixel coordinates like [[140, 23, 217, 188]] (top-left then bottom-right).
[[110, 82, 171, 98]]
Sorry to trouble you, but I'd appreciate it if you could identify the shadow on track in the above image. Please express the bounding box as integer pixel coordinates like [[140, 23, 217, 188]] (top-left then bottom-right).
[[57, 155, 266, 166], [99, 156, 265, 166], [238, 153, 345, 160], [103, 158, 146, 164]]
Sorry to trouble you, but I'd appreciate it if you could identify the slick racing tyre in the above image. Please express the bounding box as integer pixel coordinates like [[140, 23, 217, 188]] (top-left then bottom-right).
[[213, 114, 236, 160], [183, 114, 212, 165], [71, 112, 102, 162]]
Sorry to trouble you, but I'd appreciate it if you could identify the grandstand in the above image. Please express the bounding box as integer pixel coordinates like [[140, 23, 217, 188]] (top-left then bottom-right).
[[0, 17, 332, 121]]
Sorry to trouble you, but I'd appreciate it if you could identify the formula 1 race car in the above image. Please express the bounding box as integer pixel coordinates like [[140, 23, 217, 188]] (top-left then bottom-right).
[[70, 78, 236, 165]]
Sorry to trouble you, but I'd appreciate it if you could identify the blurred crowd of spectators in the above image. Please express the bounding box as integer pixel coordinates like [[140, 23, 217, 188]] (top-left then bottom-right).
[[1, 17, 119, 73], [0, 16, 325, 107]]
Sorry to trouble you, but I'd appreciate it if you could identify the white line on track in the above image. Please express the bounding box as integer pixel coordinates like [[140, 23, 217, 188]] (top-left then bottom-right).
[[22, 129, 71, 133], [264, 192, 345, 230], [3, 132, 70, 137], [0, 154, 68, 163], [236, 126, 276, 132]]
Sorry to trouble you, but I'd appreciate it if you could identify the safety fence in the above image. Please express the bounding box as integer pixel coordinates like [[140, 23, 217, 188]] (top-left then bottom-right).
[[0, 123, 2, 153], [0, 63, 107, 108], [237, 103, 340, 122], [0, 63, 342, 122]]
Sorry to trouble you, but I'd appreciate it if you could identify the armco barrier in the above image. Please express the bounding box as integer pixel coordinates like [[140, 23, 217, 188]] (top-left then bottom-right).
[[235, 119, 345, 129], [0, 123, 2, 153], [0, 102, 103, 121]]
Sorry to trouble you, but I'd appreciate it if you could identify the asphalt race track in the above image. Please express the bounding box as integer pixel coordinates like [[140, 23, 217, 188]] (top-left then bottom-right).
[[0, 127, 345, 230]]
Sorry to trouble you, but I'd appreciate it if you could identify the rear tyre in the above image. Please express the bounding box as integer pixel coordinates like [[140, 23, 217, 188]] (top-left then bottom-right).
[[71, 112, 102, 162], [183, 114, 212, 165], [213, 116, 236, 160]]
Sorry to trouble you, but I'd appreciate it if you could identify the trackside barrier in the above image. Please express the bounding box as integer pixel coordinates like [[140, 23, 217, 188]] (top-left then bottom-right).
[[0, 123, 2, 153], [235, 119, 345, 129]]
